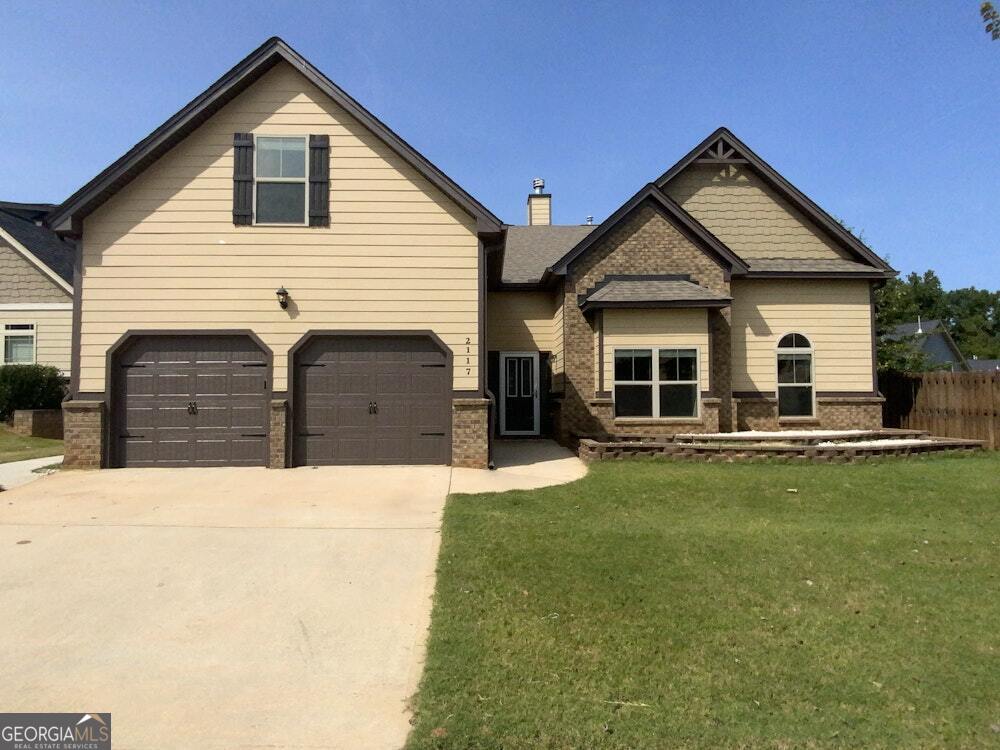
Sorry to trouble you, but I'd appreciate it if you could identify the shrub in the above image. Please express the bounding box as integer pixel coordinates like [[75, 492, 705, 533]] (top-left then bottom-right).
[[0, 365, 67, 421]]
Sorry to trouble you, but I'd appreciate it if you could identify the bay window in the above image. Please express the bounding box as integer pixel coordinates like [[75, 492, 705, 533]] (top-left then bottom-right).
[[614, 347, 699, 419]]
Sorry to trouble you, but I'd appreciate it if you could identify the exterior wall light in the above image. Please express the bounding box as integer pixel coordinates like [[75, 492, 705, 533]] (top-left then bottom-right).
[[276, 286, 290, 309]]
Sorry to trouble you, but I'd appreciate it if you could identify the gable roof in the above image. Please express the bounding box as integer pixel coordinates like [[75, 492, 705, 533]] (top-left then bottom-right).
[[501, 225, 596, 284], [655, 127, 894, 273], [0, 204, 74, 291], [547, 183, 749, 277], [888, 319, 968, 370], [47, 37, 501, 235]]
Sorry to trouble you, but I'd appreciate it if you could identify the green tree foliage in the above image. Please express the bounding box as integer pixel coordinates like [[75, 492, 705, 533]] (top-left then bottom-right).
[[983, 2, 1000, 40], [874, 270, 1000, 371]]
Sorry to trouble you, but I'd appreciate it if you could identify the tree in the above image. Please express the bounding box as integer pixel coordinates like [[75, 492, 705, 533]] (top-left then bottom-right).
[[984, 2, 1000, 40]]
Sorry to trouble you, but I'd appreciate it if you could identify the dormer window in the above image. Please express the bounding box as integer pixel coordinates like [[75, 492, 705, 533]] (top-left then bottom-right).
[[254, 136, 307, 225]]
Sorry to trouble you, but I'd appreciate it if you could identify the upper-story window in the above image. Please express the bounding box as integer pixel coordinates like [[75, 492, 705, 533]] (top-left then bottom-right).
[[3, 323, 35, 365], [776, 333, 813, 417], [254, 136, 307, 225]]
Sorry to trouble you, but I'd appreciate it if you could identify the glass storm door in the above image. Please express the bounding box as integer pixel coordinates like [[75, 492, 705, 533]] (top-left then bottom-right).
[[500, 352, 539, 435]]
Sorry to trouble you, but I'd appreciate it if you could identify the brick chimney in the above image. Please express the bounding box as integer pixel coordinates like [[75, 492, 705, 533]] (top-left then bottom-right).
[[527, 178, 551, 225]]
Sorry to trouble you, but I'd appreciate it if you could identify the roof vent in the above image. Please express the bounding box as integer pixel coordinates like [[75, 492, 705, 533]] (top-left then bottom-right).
[[586, 215, 594, 225], [532, 178, 545, 195]]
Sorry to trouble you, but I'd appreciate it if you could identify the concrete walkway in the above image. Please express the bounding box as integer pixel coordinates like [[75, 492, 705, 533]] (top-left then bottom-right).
[[450, 439, 587, 494], [0, 454, 62, 490]]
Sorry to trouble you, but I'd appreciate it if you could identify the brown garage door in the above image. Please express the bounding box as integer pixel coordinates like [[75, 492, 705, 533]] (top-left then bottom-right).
[[112, 334, 269, 467], [293, 334, 451, 465]]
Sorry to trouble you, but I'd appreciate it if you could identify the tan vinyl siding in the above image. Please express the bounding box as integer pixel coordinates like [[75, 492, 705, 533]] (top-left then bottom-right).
[[79, 61, 480, 392], [487, 291, 556, 353], [527, 195, 551, 226], [730, 280, 873, 393], [0, 307, 72, 373], [602, 309, 710, 390], [0, 241, 70, 303], [664, 165, 852, 261]]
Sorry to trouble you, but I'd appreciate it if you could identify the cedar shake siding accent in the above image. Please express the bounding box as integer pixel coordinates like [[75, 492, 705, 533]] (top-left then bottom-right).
[[664, 164, 854, 262], [729, 279, 875, 394], [0, 239, 70, 303], [78, 61, 481, 394]]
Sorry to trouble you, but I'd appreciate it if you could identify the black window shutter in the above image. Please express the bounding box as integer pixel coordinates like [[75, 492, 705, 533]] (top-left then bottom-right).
[[233, 132, 254, 225], [309, 134, 330, 227]]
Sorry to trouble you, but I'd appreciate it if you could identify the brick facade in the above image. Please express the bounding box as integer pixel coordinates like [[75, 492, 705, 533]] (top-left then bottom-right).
[[10, 409, 64, 440], [452, 398, 490, 468], [269, 399, 288, 468], [62, 400, 105, 469], [735, 395, 884, 431], [560, 202, 733, 441]]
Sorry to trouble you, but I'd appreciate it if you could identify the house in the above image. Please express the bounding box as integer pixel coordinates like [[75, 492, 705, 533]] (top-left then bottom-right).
[[967, 357, 1000, 372], [0, 201, 74, 374], [48, 38, 894, 470], [888, 319, 968, 371]]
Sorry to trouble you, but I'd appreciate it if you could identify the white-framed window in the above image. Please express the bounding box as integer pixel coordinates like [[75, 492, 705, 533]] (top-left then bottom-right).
[[776, 333, 814, 417], [3, 323, 36, 365], [254, 135, 307, 225], [613, 347, 699, 419]]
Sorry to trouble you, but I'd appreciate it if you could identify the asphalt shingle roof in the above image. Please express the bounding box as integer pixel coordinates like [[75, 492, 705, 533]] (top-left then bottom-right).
[[746, 257, 883, 274], [582, 278, 731, 308], [501, 225, 596, 283], [0, 207, 75, 285]]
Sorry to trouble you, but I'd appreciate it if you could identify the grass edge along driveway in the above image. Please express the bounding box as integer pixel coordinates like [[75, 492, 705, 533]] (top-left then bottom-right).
[[0, 427, 62, 464], [407, 453, 1000, 749]]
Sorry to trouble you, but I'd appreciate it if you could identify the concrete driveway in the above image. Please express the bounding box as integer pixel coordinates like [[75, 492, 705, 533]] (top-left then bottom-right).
[[0, 466, 450, 750]]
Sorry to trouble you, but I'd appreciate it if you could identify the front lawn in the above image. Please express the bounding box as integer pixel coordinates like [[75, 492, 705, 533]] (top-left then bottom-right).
[[408, 453, 1000, 749], [0, 427, 63, 464]]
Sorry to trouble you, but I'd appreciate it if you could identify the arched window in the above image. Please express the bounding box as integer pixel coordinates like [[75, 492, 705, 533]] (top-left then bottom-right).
[[777, 333, 813, 417]]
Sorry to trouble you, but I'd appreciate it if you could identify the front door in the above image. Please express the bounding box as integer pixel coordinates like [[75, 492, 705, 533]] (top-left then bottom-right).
[[500, 352, 539, 436]]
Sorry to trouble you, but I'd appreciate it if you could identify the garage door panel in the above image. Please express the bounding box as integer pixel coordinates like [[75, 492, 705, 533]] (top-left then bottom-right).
[[113, 335, 269, 468], [294, 335, 450, 465]]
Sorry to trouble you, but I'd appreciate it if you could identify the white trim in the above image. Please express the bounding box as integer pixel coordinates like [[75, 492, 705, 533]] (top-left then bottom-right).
[[252, 134, 309, 226], [0, 303, 72, 311], [612, 346, 701, 420], [0, 226, 73, 294], [499, 351, 540, 436]]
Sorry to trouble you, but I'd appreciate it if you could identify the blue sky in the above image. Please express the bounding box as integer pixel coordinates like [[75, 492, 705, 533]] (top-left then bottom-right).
[[1, 1, 996, 289]]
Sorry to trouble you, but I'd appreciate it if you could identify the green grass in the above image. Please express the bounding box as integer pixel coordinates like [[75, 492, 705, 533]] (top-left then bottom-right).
[[407, 453, 1000, 749], [0, 427, 63, 464]]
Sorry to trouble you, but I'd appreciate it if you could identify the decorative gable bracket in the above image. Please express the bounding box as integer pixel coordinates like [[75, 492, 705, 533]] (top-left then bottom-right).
[[693, 137, 748, 166]]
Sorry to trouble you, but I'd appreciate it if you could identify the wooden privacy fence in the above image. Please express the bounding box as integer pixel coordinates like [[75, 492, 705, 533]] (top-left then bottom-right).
[[881, 371, 999, 449]]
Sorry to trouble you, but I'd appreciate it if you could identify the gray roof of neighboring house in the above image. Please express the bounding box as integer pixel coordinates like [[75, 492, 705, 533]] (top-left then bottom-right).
[[889, 319, 945, 338], [968, 359, 1000, 372], [744, 257, 890, 276], [501, 225, 596, 283], [0, 205, 75, 285], [580, 277, 731, 312], [888, 320, 968, 369]]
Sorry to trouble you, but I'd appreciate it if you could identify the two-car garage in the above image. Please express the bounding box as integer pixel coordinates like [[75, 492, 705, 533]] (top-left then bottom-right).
[[110, 332, 452, 468]]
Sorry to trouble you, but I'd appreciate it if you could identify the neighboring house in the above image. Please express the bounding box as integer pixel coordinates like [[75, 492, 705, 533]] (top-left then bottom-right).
[[967, 357, 1000, 372], [46, 38, 894, 470], [887, 319, 969, 371], [0, 201, 74, 375]]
